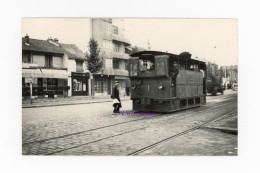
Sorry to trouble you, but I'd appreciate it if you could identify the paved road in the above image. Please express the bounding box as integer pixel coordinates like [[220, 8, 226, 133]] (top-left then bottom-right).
[[22, 90, 238, 155]]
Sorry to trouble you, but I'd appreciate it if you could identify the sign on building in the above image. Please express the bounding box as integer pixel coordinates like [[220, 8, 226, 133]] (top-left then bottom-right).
[[25, 77, 37, 84]]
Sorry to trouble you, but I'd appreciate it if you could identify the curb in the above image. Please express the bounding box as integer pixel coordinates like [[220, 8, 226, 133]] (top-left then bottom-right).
[[22, 98, 130, 108], [203, 126, 238, 135]]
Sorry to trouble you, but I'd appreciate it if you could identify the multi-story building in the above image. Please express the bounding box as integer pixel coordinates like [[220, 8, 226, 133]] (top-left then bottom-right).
[[90, 18, 131, 96], [22, 35, 90, 98], [221, 65, 238, 86]]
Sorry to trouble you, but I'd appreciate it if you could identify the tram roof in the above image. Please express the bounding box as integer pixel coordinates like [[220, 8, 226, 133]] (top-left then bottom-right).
[[130, 51, 206, 64], [130, 51, 178, 57]]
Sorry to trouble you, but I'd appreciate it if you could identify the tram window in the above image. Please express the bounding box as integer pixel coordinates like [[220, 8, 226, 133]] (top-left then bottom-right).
[[179, 64, 185, 70], [193, 64, 199, 71], [139, 59, 155, 72], [200, 69, 205, 78]]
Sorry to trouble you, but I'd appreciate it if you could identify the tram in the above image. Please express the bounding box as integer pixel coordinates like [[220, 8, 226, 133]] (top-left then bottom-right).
[[128, 51, 207, 112]]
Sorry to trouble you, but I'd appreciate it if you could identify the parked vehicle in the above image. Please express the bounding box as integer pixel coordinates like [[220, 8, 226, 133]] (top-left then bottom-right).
[[232, 83, 238, 91], [207, 76, 224, 95]]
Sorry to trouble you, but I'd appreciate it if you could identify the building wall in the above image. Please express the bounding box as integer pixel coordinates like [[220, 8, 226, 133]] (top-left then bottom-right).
[[67, 57, 77, 74], [91, 18, 130, 96]]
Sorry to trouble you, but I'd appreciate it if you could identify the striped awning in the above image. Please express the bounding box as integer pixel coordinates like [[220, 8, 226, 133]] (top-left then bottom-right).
[[22, 68, 68, 79]]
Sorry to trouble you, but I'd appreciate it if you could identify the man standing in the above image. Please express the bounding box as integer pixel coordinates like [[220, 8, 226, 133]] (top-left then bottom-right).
[[111, 81, 122, 113]]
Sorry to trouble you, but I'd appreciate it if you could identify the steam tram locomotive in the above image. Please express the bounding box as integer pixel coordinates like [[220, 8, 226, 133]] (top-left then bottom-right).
[[128, 51, 207, 112]]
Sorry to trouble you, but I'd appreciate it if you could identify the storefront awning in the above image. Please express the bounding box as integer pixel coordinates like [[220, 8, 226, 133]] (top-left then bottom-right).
[[22, 68, 68, 79]]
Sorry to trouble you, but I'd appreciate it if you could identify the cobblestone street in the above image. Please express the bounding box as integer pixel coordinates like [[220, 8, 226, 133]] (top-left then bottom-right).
[[22, 91, 238, 156]]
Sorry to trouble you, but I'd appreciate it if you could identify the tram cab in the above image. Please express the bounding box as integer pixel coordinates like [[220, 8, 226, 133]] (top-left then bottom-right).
[[128, 51, 207, 112]]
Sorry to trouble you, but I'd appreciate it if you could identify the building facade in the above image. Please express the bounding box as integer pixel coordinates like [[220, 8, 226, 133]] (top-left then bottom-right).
[[221, 65, 238, 86], [22, 35, 90, 98], [90, 18, 131, 96]]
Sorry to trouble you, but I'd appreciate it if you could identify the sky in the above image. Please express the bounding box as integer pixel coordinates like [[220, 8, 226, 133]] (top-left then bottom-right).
[[22, 18, 237, 66]]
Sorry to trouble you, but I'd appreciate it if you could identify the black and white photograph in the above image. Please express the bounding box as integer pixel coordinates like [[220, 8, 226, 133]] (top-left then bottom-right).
[[2, 1, 260, 172], [21, 18, 238, 156]]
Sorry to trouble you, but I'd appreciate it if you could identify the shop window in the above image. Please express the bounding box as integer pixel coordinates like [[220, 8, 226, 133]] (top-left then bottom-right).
[[47, 78, 57, 86], [74, 81, 83, 91], [37, 78, 43, 87], [95, 80, 107, 93], [113, 59, 120, 69]]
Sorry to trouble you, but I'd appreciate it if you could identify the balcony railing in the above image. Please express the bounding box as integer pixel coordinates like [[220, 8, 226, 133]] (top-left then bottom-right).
[[112, 52, 130, 60]]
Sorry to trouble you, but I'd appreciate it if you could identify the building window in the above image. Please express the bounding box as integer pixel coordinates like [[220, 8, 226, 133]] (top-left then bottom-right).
[[103, 40, 112, 49], [76, 60, 83, 72], [22, 51, 31, 63], [45, 55, 53, 67], [113, 26, 118, 34], [95, 80, 107, 93], [104, 21, 112, 31], [47, 78, 58, 86], [113, 43, 119, 52], [113, 59, 120, 69], [105, 59, 112, 68]]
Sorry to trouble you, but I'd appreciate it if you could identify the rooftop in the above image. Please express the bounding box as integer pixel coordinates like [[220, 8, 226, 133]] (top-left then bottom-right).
[[22, 36, 86, 60]]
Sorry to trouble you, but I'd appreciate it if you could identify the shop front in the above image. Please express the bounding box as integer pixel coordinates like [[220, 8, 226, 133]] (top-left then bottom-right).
[[71, 72, 89, 96], [22, 68, 69, 97], [93, 75, 129, 96]]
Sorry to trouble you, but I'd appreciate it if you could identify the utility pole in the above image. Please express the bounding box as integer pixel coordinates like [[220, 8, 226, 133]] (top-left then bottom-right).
[[30, 82, 33, 104], [231, 65, 233, 84]]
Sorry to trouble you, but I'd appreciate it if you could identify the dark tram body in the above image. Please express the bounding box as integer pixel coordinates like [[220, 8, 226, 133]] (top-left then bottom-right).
[[128, 51, 207, 112]]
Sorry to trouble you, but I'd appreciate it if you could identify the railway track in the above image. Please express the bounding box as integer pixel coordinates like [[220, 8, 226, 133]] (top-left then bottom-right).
[[22, 98, 236, 146], [128, 110, 237, 156], [22, 100, 237, 155], [22, 93, 236, 134]]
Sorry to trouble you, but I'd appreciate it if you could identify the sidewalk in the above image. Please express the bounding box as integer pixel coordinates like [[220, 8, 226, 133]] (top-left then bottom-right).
[[22, 95, 131, 108]]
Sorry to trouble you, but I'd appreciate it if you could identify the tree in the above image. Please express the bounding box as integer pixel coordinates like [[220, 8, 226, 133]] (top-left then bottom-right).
[[130, 46, 146, 54], [86, 38, 104, 73], [219, 67, 225, 78], [86, 38, 105, 96]]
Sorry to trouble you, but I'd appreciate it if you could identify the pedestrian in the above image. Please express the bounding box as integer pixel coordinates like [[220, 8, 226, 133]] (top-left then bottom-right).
[[111, 81, 122, 113]]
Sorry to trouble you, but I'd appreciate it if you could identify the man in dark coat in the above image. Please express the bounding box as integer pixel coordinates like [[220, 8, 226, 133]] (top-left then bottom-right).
[[170, 61, 180, 96], [111, 81, 122, 113], [170, 61, 180, 77]]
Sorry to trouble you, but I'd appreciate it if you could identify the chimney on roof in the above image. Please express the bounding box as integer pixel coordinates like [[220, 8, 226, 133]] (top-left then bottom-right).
[[53, 38, 59, 43], [25, 34, 29, 44], [47, 37, 53, 42]]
